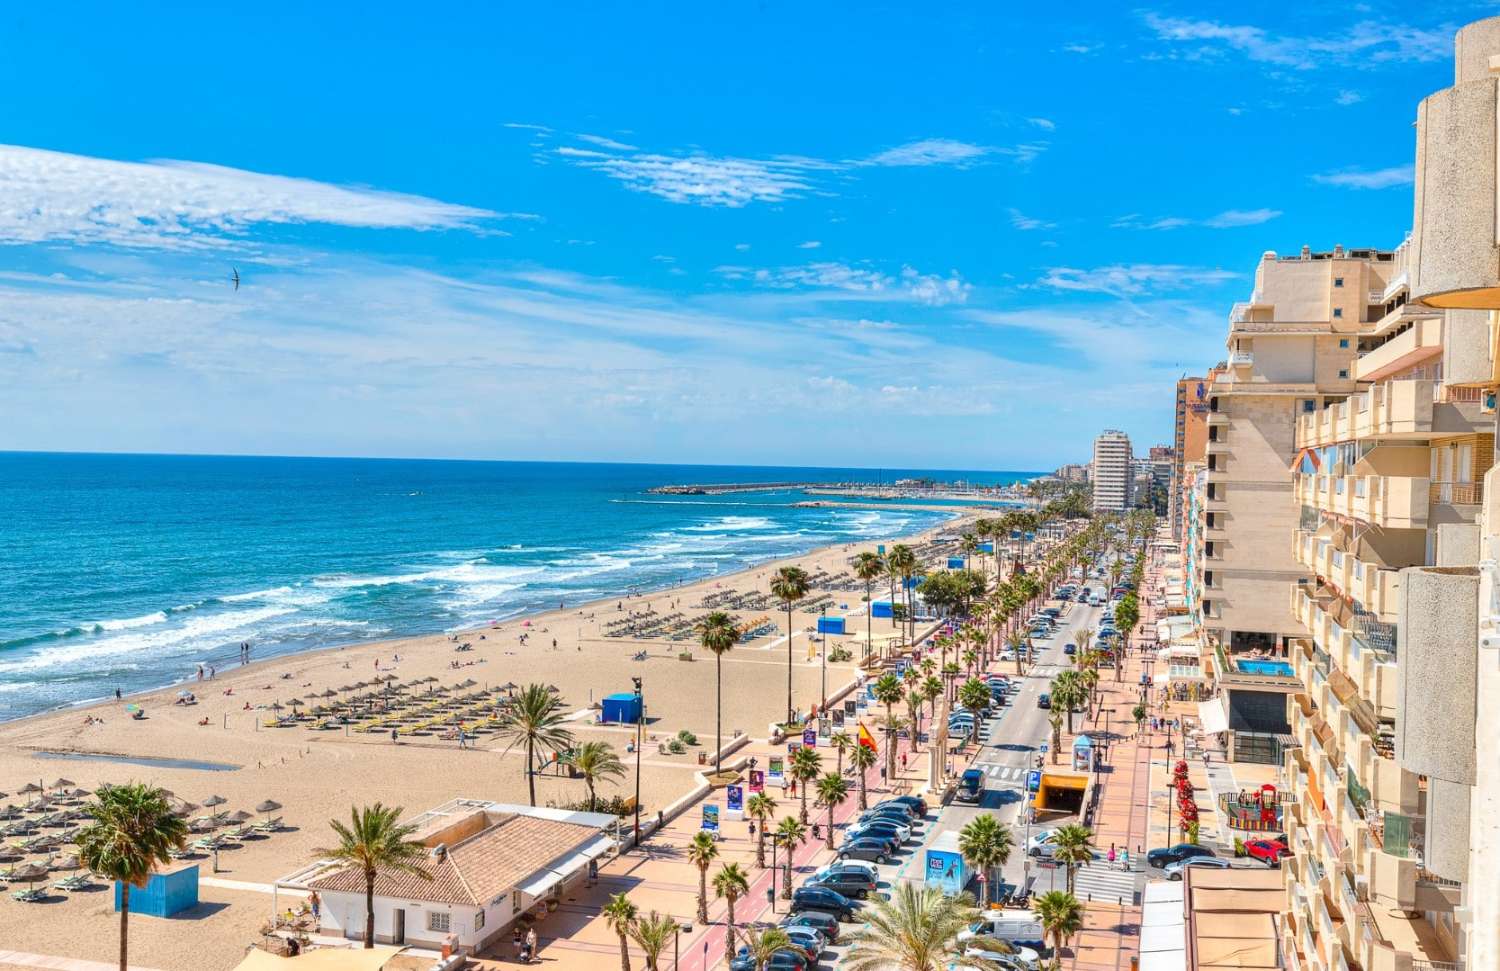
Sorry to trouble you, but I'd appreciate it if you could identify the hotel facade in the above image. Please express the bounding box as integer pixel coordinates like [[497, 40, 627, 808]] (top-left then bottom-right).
[[1092, 429, 1134, 513], [1170, 16, 1500, 971]]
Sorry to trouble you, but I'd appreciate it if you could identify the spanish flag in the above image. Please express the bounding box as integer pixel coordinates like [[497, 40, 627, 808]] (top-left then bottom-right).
[[856, 721, 878, 752]]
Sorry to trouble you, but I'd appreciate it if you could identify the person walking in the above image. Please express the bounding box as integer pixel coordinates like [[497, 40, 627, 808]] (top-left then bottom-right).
[[525, 927, 538, 964]]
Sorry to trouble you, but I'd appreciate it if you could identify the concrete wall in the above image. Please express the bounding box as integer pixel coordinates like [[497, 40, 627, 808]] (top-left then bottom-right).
[[1251, 336, 1315, 384], [1435, 523, 1480, 565], [1442, 309, 1494, 384], [1427, 775, 1473, 883], [1396, 566, 1478, 786]]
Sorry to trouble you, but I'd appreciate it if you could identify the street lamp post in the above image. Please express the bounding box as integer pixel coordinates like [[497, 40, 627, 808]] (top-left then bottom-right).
[[819, 604, 828, 712], [633, 676, 643, 845]]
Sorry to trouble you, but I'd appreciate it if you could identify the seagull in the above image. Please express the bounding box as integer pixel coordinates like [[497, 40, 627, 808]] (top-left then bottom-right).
[[230, 267, 240, 291]]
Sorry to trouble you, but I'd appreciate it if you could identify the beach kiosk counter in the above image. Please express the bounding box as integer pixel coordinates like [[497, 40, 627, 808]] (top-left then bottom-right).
[[924, 830, 968, 895], [601, 692, 643, 724]]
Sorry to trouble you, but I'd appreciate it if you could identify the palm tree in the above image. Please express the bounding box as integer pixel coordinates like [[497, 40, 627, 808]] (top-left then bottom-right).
[[770, 566, 811, 724], [830, 731, 852, 776], [77, 783, 189, 971], [957, 678, 991, 746], [905, 687, 925, 752], [628, 910, 678, 971], [815, 772, 849, 849], [688, 830, 718, 923], [957, 813, 1013, 906], [789, 745, 822, 824], [848, 742, 877, 810], [872, 672, 904, 778], [921, 675, 943, 725], [740, 926, 798, 971], [696, 609, 739, 773], [886, 544, 919, 644], [1078, 666, 1100, 717], [603, 892, 638, 971], [854, 551, 885, 661], [747, 792, 777, 867], [960, 532, 979, 571], [713, 862, 751, 961], [1006, 628, 1027, 676], [774, 816, 807, 898], [1051, 671, 1085, 735], [1047, 707, 1064, 765], [569, 740, 626, 811], [1034, 890, 1086, 970], [497, 682, 576, 806], [312, 804, 430, 948], [1050, 824, 1096, 893], [844, 882, 986, 971]]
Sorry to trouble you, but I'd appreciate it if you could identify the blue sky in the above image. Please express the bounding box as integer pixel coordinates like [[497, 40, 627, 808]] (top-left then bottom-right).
[[0, 2, 1486, 470]]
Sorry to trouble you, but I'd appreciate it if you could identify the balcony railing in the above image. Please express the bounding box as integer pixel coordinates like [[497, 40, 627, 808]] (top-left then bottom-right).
[[1430, 481, 1483, 505]]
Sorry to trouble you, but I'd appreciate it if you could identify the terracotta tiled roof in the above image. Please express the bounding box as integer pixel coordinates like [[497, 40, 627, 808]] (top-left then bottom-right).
[[308, 813, 601, 905]]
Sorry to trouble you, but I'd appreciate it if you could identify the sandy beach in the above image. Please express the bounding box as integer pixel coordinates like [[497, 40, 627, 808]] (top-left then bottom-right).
[[0, 509, 981, 970]]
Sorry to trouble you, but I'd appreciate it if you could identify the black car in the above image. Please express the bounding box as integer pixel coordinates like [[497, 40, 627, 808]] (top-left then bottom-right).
[[782, 911, 840, 942], [807, 867, 878, 899], [880, 795, 929, 816], [791, 885, 857, 921], [839, 836, 895, 863], [860, 805, 917, 825], [729, 949, 807, 971], [1147, 843, 1217, 868]]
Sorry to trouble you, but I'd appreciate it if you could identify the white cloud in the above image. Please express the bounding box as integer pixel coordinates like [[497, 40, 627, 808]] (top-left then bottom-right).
[[1142, 12, 1450, 70], [1027, 117, 1057, 131], [1061, 43, 1098, 55], [575, 133, 639, 151], [1335, 89, 1363, 105], [1008, 209, 1057, 231], [798, 240, 822, 249], [715, 261, 970, 305], [864, 138, 992, 167], [1037, 263, 1238, 296], [555, 147, 819, 207], [1112, 207, 1280, 230], [734, 243, 751, 252], [1311, 164, 1414, 189], [0, 144, 504, 250]]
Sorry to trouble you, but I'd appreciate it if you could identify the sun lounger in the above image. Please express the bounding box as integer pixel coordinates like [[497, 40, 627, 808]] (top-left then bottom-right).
[[53, 874, 89, 891], [253, 816, 283, 833], [11, 887, 45, 901]]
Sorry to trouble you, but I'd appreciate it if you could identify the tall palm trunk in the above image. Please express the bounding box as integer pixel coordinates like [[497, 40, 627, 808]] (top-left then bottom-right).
[[857, 765, 868, 810], [617, 930, 632, 971], [526, 737, 537, 806], [119, 883, 131, 970], [364, 872, 376, 947], [756, 827, 766, 868], [697, 865, 709, 923], [825, 804, 836, 849], [715, 653, 723, 773], [724, 897, 738, 962], [785, 603, 794, 724]]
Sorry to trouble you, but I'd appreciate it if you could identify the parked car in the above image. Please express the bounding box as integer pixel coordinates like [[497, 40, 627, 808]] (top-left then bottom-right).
[[962, 941, 1042, 968], [1037, 693, 1051, 709], [807, 866, 878, 898], [780, 926, 826, 961], [877, 795, 929, 817], [781, 911, 840, 942], [730, 948, 808, 971], [790, 886, 857, 921], [957, 768, 984, 803], [838, 836, 894, 863], [1243, 839, 1291, 867], [1063, 643, 1076, 656], [814, 859, 878, 884], [958, 914, 1047, 949], [1147, 843, 1217, 868], [848, 818, 911, 844], [1164, 856, 1233, 880], [860, 804, 919, 824]]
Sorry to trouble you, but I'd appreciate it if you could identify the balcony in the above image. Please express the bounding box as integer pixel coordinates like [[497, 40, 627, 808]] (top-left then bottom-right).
[[1206, 437, 1230, 454], [1206, 410, 1228, 426], [1355, 318, 1442, 382], [1428, 480, 1483, 506], [1296, 380, 1488, 449], [1295, 474, 1429, 529], [1229, 349, 1254, 368]]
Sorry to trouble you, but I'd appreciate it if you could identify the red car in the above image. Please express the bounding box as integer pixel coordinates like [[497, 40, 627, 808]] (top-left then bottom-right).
[[1244, 839, 1290, 867]]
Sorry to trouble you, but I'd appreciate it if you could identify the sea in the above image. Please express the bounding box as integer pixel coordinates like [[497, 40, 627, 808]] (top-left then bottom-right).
[[0, 453, 1038, 721]]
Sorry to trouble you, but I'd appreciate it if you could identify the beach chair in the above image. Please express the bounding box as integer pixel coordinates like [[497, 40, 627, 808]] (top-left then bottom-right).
[[11, 887, 44, 902], [53, 874, 89, 892], [254, 816, 283, 833]]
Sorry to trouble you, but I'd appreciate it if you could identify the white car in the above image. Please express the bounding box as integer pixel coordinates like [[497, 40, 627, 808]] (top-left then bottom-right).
[[1026, 829, 1058, 856], [813, 859, 879, 883], [1164, 856, 1232, 880], [961, 943, 1041, 967]]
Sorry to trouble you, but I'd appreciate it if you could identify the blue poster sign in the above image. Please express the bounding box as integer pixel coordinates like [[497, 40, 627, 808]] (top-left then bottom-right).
[[702, 804, 719, 831], [1027, 770, 1042, 793], [803, 727, 817, 747], [726, 785, 744, 813]]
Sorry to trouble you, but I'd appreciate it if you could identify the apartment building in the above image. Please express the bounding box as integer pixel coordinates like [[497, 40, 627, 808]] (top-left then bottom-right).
[[1275, 18, 1500, 971], [1091, 429, 1132, 512], [1173, 376, 1211, 543]]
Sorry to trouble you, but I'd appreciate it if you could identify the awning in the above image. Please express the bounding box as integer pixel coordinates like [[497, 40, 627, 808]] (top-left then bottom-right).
[[1198, 698, 1230, 735]]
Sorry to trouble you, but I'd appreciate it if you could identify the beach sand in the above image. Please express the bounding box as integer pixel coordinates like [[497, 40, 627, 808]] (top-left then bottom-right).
[[0, 511, 980, 970]]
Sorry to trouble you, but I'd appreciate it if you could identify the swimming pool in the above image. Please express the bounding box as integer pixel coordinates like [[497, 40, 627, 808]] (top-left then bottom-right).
[[1234, 659, 1294, 677]]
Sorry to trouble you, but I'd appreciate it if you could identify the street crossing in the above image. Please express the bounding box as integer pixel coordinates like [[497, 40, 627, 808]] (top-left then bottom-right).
[[973, 762, 1029, 784], [1031, 859, 1142, 904]]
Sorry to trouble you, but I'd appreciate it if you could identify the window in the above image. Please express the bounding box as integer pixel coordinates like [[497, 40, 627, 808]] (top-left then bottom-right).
[[1338, 369, 1349, 379], [428, 911, 452, 933], [1302, 399, 1316, 413], [1339, 339, 1349, 348], [475, 910, 486, 932], [1333, 308, 1343, 318], [1334, 277, 1344, 288]]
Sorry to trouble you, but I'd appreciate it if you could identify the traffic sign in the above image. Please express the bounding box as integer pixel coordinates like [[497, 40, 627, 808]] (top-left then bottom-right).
[[1039, 743, 1049, 753]]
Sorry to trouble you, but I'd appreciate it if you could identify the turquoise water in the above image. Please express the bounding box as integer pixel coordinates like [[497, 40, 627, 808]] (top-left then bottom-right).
[[0, 453, 1036, 720], [1234, 659, 1294, 677]]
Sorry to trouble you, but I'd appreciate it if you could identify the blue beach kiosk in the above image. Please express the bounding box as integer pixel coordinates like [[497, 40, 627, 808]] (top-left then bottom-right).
[[115, 862, 198, 918], [947, 557, 965, 569], [601, 692, 644, 724], [924, 831, 968, 895], [871, 601, 894, 619], [817, 615, 846, 635]]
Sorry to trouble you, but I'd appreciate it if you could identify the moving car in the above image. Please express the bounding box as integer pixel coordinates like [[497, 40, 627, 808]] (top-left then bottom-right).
[[957, 768, 984, 803], [1147, 843, 1217, 868], [1063, 643, 1076, 656], [1037, 693, 1051, 709], [838, 836, 895, 863], [781, 911, 840, 942], [1164, 856, 1233, 880], [1243, 838, 1291, 867], [790, 886, 857, 921]]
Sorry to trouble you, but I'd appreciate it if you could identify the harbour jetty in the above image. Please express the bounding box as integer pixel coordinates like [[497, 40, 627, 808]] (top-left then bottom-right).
[[648, 480, 829, 495]]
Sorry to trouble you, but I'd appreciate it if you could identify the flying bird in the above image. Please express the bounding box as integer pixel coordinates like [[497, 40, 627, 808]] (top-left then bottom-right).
[[230, 267, 240, 291]]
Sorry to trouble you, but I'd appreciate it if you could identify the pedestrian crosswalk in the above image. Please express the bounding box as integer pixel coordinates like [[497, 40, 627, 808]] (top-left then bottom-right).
[[974, 763, 1028, 784], [1030, 860, 1141, 903]]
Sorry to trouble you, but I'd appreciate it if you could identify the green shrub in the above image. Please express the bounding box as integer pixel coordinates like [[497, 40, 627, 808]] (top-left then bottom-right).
[[676, 729, 698, 745], [668, 739, 686, 754]]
